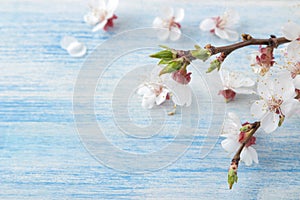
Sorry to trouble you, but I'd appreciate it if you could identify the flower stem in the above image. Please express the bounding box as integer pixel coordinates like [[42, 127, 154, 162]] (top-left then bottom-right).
[[228, 121, 260, 189], [233, 121, 260, 162], [206, 35, 290, 57]]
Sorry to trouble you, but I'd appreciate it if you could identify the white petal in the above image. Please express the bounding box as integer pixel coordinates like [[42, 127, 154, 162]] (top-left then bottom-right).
[[274, 71, 295, 101], [161, 7, 174, 19], [153, 17, 163, 28], [106, 0, 119, 17], [174, 8, 184, 22], [281, 99, 300, 118], [156, 29, 170, 41], [257, 78, 273, 99], [199, 18, 216, 31], [287, 40, 300, 62], [84, 13, 100, 26], [137, 85, 151, 96], [60, 36, 77, 50], [167, 82, 192, 106], [169, 26, 181, 41], [215, 28, 229, 40], [222, 112, 241, 136], [294, 75, 300, 89], [248, 146, 259, 164], [233, 87, 255, 94], [142, 94, 156, 109], [223, 10, 239, 27], [223, 29, 239, 41], [261, 112, 279, 133], [241, 77, 255, 87], [240, 148, 253, 166], [93, 0, 106, 9], [282, 21, 300, 40], [66, 41, 87, 57], [228, 112, 241, 128], [156, 88, 169, 105], [221, 138, 239, 153], [251, 100, 268, 120], [92, 20, 108, 32]]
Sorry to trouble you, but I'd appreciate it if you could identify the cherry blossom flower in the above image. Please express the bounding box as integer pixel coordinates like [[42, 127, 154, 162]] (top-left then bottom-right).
[[250, 46, 275, 76], [282, 21, 300, 62], [137, 65, 192, 109], [199, 10, 239, 41], [221, 112, 258, 166], [137, 82, 170, 109], [152, 7, 184, 41], [84, 0, 118, 32], [219, 69, 255, 102], [250, 72, 300, 133]]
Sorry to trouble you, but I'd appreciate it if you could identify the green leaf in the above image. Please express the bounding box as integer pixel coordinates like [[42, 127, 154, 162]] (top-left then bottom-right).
[[191, 48, 211, 62], [206, 59, 221, 73], [158, 59, 172, 65], [194, 44, 201, 50], [159, 61, 182, 76], [228, 168, 238, 190], [150, 50, 173, 59]]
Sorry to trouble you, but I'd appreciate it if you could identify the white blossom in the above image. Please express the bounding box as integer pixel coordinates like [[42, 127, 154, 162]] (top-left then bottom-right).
[[200, 10, 239, 41], [219, 69, 255, 102], [221, 112, 258, 166], [251, 72, 300, 133], [153, 7, 184, 41], [282, 21, 300, 62], [84, 0, 118, 32]]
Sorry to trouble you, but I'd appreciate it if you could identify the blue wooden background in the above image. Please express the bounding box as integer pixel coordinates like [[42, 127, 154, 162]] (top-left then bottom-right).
[[1, 0, 300, 199]]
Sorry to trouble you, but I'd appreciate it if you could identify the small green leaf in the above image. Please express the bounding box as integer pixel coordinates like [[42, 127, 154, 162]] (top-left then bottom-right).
[[228, 168, 238, 190], [194, 44, 201, 50], [159, 61, 182, 76], [206, 59, 221, 73], [191, 48, 211, 62], [158, 59, 172, 65], [150, 50, 173, 59], [159, 45, 171, 50]]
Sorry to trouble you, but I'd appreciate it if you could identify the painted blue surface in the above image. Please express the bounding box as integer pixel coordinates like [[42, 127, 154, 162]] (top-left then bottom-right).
[[1, 0, 300, 199]]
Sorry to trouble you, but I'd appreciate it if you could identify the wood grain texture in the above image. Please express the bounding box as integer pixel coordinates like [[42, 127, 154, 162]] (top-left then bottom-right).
[[1, 0, 300, 199]]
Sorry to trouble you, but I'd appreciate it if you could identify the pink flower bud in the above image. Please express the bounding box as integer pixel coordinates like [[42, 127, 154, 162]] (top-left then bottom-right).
[[218, 89, 236, 102], [171, 69, 192, 85]]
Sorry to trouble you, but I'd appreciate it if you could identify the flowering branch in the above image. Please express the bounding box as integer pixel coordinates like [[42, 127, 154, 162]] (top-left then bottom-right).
[[228, 121, 260, 189], [151, 34, 291, 74], [206, 34, 290, 57]]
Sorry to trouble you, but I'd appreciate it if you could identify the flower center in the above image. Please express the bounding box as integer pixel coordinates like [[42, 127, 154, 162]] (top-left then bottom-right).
[[167, 17, 181, 30], [268, 96, 283, 114]]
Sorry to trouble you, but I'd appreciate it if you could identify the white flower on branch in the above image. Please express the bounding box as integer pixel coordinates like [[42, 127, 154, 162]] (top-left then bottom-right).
[[219, 69, 255, 102], [251, 72, 300, 133], [199, 10, 240, 41], [153, 7, 184, 41], [84, 0, 118, 32], [221, 112, 258, 166], [282, 21, 300, 62], [137, 65, 192, 109], [137, 82, 170, 109]]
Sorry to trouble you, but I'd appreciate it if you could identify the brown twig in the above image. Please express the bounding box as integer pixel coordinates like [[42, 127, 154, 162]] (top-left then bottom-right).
[[205, 35, 290, 57]]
